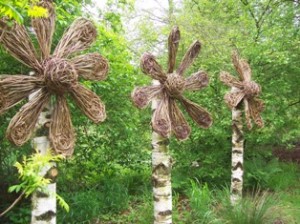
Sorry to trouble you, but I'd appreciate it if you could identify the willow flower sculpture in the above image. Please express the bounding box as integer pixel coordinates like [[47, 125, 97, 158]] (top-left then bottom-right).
[[220, 51, 264, 205], [0, 0, 109, 156], [220, 51, 264, 129], [132, 26, 212, 140]]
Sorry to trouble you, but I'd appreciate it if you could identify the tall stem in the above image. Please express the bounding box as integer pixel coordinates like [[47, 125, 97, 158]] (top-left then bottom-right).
[[31, 137, 56, 224], [29, 85, 56, 224], [151, 80, 172, 224], [230, 87, 244, 205]]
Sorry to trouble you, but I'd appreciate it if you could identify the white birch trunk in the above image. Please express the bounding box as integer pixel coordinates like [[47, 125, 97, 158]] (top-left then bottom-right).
[[31, 136, 56, 224], [230, 87, 244, 205], [29, 82, 56, 224], [151, 80, 172, 224]]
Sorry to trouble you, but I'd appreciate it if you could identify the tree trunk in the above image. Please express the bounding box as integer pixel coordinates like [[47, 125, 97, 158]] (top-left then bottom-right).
[[230, 87, 244, 205], [151, 80, 172, 224], [31, 137, 56, 224], [29, 87, 56, 224]]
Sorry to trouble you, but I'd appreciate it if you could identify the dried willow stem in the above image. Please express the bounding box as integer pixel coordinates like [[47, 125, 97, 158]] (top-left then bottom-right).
[[6, 89, 50, 146], [224, 91, 245, 108], [70, 84, 106, 123], [176, 40, 201, 76], [0, 21, 41, 71], [140, 53, 166, 82], [221, 51, 264, 130], [248, 98, 264, 128], [131, 85, 162, 109], [180, 97, 212, 128], [0, 75, 44, 115], [232, 51, 251, 81], [167, 26, 180, 73], [54, 18, 97, 58], [72, 53, 109, 81], [50, 95, 75, 156], [184, 71, 209, 91], [32, 0, 56, 59], [164, 73, 185, 97], [152, 93, 171, 138], [220, 71, 243, 88], [169, 98, 190, 140], [43, 57, 78, 94]]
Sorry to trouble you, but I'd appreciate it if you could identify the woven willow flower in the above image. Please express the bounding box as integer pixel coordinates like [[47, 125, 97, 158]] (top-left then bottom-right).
[[220, 51, 264, 129], [0, 0, 109, 156], [132, 26, 212, 140]]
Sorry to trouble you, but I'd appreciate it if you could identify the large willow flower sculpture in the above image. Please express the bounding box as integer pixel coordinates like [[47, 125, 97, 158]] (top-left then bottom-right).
[[0, 0, 109, 156], [220, 51, 264, 129], [132, 26, 212, 140]]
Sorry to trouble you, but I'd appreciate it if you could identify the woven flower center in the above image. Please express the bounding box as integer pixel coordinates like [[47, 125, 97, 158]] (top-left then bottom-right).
[[164, 73, 185, 97], [243, 81, 260, 96], [44, 58, 78, 94]]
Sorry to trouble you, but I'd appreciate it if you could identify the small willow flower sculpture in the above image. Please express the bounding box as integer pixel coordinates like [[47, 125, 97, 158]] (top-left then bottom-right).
[[220, 51, 264, 129], [132, 26, 212, 140], [0, 0, 109, 156]]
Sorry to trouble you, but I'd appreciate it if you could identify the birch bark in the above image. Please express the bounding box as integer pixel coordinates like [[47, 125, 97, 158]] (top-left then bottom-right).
[[151, 80, 172, 224], [29, 87, 56, 224], [31, 137, 56, 224], [230, 87, 244, 205]]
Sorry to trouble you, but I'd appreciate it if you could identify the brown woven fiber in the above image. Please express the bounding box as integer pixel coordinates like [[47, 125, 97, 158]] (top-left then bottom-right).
[[141, 53, 167, 82], [50, 95, 75, 156], [53, 18, 97, 58], [0, 75, 44, 114], [132, 26, 212, 140], [220, 51, 264, 129], [43, 57, 78, 94], [6, 89, 51, 146], [70, 84, 106, 124], [131, 85, 162, 109], [167, 26, 180, 73], [151, 93, 171, 138], [72, 53, 109, 81], [32, 0, 56, 59], [169, 98, 191, 140], [184, 71, 209, 91], [176, 40, 201, 76], [0, 0, 109, 156], [0, 21, 41, 71]]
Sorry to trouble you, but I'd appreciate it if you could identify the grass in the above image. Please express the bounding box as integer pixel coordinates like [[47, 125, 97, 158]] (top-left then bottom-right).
[[4, 159, 300, 223]]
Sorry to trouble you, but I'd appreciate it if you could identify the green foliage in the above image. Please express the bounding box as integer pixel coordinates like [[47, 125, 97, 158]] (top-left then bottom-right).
[[216, 189, 294, 224], [8, 150, 69, 212], [0, 0, 300, 223], [0, 0, 48, 23], [245, 157, 300, 191], [4, 206, 31, 224], [186, 181, 217, 223]]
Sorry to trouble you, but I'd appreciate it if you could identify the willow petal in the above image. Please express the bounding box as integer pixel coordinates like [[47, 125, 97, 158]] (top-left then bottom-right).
[[131, 85, 162, 109], [53, 18, 97, 58], [169, 98, 190, 140], [70, 84, 106, 123], [152, 93, 171, 137], [72, 53, 109, 81], [50, 95, 75, 156], [167, 26, 180, 73], [32, 0, 56, 59], [6, 89, 50, 146], [180, 97, 212, 128]]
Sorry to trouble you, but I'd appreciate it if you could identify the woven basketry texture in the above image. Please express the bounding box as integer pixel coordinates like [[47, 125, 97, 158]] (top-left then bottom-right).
[[132, 26, 212, 140], [220, 51, 264, 129], [0, 0, 109, 155]]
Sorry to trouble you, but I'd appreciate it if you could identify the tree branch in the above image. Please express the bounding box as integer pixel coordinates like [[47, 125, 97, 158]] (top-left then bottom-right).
[[0, 191, 25, 217]]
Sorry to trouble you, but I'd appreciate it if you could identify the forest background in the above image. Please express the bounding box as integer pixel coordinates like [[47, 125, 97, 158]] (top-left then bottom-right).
[[0, 0, 300, 223]]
